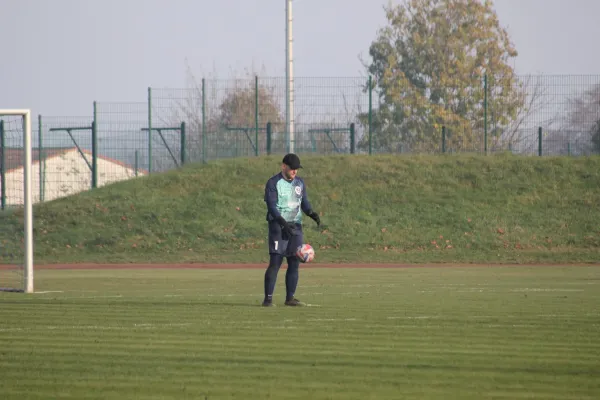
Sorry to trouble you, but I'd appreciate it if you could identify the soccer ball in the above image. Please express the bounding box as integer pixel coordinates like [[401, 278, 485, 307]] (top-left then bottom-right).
[[296, 244, 315, 263]]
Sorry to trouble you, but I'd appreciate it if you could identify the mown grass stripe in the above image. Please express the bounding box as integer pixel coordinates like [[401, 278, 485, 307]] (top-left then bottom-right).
[[1, 267, 599, 399]]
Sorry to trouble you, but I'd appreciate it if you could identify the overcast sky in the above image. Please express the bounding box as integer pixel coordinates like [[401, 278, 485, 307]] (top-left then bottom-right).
[[2, 0, 600, 117]]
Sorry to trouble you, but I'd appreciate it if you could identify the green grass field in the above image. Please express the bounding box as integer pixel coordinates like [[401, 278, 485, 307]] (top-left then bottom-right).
[[1, 154, 599, 265], [1, 266, 599, 399], [1, 155, 600, 398]]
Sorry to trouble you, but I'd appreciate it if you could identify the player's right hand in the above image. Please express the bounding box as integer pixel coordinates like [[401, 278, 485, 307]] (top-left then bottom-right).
[[276, 216, 295, 236]]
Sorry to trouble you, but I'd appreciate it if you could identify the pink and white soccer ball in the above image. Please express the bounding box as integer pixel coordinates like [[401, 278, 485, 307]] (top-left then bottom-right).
[[296, 244, 315, 263]]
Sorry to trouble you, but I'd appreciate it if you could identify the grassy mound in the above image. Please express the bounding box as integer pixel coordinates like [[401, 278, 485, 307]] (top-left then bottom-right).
[[1, 154, 599, 264]]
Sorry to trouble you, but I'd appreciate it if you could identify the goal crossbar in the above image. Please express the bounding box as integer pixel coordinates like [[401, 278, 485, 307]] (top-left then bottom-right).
[[0, 109, 34, 293]]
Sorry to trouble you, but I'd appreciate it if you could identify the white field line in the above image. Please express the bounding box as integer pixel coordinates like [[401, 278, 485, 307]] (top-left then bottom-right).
[[27, 282, 593, 298], [30, 292, 355, 300], [32, 286, 591, 301], [0, 323, 192, 333], [0, 320, 557, 334], [33, 291, 64, 294], [2, 312, 598, 334], [509, 288, 585, 292], [301, 284, 398, 289], [0, 312, 600, 333], [66, 295, 125, 299]]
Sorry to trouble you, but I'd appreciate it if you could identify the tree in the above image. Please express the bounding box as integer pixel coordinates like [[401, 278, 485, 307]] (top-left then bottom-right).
[[550, 83, 600, 155], [490, 74, 551, 152], [359, 0, 526, 153], [213, 79, 284, 130], [165, 64, 284, 162]]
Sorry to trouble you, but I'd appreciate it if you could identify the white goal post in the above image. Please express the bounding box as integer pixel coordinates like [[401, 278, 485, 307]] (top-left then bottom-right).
[[0, 109, 34, 293]]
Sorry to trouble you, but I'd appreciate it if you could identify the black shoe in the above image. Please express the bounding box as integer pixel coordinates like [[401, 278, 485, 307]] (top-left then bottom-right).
[[262, 299, 274, 307], [284, 298, 305, 306]]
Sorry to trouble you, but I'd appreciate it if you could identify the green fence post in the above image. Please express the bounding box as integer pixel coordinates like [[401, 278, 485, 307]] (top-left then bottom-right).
[[92, 102, 98, 189], [180, 121, 186, 165], [538, 127, 542, 156], [266, 122, 272, 155], [567, 142, 571, 156], [0, 120, 5, 210], [442, 126, 446, 153], [91, 120, 98, 189], [202, 78, 206, 163], [484, 74, 488, 155], [350, 123, 355, 154], [147, 88, 153, 173], [255, 75, 259, 157], [368, 75, 373, 155], [38, 114, 45, 202]]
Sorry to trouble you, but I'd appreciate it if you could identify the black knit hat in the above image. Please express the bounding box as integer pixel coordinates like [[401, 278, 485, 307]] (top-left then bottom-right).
[[282, 153, 302, 169]]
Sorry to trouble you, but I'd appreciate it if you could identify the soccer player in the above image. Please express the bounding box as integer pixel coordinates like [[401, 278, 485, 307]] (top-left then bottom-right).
[[262, 153, 321, 307]]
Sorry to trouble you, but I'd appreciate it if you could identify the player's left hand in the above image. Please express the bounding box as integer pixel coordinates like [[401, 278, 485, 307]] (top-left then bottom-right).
[[307, 210, 321, 227]]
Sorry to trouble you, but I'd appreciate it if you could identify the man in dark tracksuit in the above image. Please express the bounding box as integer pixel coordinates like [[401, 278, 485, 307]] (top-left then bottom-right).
[[262, 153, 320, 307]]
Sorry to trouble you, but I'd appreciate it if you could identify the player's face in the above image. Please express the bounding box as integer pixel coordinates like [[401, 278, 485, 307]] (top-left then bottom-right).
[[282, 164, 297, 180]]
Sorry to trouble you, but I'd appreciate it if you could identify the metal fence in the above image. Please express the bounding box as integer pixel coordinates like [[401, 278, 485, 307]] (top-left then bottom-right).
[[1, 74, 600, 206]]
